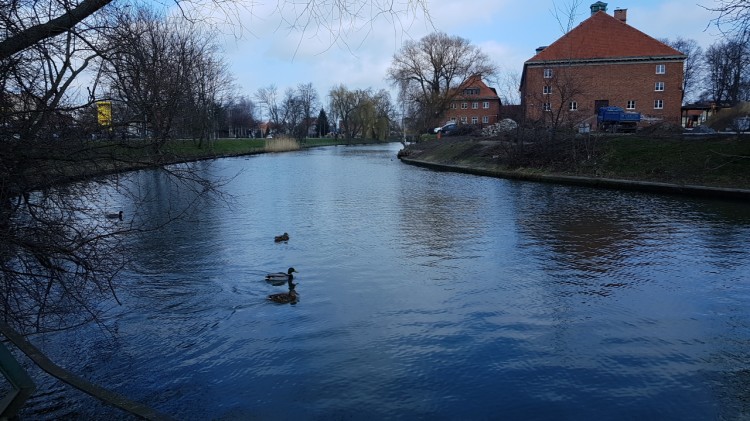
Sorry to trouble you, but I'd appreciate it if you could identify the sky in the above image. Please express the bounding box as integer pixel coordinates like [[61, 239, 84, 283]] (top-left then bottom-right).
[[197, 0, 724, 104]]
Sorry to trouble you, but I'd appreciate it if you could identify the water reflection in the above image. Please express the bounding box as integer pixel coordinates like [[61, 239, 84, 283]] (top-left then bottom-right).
[[22, 143, 750, 420]]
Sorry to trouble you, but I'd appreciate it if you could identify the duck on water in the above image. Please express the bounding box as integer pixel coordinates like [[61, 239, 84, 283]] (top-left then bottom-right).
[[265, 267, 296, 284], [274, 232, 289, 242]]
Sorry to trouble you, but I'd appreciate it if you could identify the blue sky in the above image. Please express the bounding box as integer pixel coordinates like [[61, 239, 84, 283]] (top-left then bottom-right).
[[207, 1, 722, 103]]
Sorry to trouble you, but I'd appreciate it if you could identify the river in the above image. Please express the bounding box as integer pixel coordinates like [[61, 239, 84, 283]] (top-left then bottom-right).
[[21, 143, 750, 420]]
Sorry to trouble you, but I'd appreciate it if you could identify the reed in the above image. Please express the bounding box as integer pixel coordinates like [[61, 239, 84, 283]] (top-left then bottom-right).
[[264, 137, 301, 152]]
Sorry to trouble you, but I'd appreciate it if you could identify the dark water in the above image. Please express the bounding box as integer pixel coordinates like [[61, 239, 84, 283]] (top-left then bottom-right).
[[21, 143, 750, 420]]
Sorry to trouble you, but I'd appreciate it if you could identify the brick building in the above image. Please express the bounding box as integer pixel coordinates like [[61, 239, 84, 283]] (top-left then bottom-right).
[[441, 74, 502, 127], [520, 2, 686, 130]]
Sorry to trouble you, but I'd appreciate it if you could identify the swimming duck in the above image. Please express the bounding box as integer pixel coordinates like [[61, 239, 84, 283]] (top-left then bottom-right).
[[265, 267, 297, 283], [274, 232, 290, 242], [106, 211, 123, 221], [268, 284, 298, 304]]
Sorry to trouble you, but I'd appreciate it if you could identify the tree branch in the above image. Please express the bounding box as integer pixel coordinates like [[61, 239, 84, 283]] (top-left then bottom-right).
[[0, 0, 112, 59]]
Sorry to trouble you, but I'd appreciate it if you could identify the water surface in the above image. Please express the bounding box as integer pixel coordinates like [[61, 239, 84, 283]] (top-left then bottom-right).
[[23, 143, 750, 420]]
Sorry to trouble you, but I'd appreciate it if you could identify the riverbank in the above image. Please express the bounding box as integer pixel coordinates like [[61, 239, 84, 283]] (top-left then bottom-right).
[[17, 136, 386, 189], [397, 135, 750, 200]]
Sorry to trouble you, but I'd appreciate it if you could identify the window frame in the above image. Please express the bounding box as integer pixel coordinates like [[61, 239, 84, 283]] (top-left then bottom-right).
[[655, 81, 665, 91], [626, 100, 636, 110], [482, 116, 489, 124], [656, 64, 666, 74], [654, 99, 664, 109], [543, 102, 551, 112], [569, 101, 578, 111], [472, 102, 479, 109], [543, 85, 552, 95], [543, 68, 553, 78], [483, 101, 490, 109], [461, 102, 468, 109]]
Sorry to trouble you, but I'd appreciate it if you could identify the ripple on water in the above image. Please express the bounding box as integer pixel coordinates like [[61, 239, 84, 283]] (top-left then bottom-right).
[[20, 144, 750, 420]]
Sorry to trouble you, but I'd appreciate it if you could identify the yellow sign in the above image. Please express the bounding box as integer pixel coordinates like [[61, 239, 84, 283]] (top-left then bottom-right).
[[97, 101, 112, 126]]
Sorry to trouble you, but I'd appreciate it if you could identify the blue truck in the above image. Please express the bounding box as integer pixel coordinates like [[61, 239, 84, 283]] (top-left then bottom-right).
[[597, 106, 641, 132]]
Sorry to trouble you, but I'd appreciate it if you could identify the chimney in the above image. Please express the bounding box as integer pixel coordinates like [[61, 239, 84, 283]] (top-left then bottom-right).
[[614, 8, 627, 22], [536, 46, 547, 54], [590, 1, 608, 15]]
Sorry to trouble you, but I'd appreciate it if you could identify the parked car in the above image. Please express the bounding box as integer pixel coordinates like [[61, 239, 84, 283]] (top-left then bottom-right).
[[435, 123, 459, 136]]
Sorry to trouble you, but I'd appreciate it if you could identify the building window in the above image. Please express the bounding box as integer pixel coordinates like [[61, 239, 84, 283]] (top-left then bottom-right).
[[655, 82, 665, 91], [626, 100, 636, 110], [543, 85, 552, 94], [472, 116, 478, 124], [543, 103, 551, 112], [461, 102, 468, 109], [654, 99, 664, 109], [472, 102, 479, 109], [483, 101, 490, 109], [460, 116, 468, 123], [450, 103, 456, 109], [544, 68, 553, 78], [482, 116, 489, 124], [464, 88, 479, 95], [656, 64, 666, 74], [450, 117, 457, 123], [569, 101, 578, 111]]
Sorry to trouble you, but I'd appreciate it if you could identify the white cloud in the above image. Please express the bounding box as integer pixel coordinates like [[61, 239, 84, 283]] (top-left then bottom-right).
[[213, 1, 727, 101]]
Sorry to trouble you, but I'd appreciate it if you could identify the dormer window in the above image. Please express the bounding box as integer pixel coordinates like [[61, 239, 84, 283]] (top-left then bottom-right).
[[463, 88, 480, 95]]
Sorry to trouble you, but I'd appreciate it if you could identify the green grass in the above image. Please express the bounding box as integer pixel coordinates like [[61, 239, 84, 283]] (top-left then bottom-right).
[[599, 135, 750, 187], [164, 138, 266, 157]]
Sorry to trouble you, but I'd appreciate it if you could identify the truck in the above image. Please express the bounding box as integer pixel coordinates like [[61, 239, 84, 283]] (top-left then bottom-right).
[[597, 106, 641, 133]]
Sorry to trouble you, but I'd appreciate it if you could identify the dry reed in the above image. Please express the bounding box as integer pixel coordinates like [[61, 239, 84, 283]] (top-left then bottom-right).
[[264, 137, 300, 152]]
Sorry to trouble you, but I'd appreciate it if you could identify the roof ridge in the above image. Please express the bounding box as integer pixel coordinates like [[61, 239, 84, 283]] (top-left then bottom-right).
[[526, 10, 686, 63]]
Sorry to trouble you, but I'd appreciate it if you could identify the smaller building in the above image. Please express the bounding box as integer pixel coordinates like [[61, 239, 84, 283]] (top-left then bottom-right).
[[441, 74, 502, 127]]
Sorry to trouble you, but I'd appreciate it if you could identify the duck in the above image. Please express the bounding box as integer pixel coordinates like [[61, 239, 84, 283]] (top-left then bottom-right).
[[106, 211, 123, 221], [268, 285, 298, 304], [274, 232, 290, 242], [265, 267, 297, 283]]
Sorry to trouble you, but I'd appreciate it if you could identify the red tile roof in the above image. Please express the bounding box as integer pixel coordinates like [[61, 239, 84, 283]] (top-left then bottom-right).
[[527, 11, 685, 63], [452, 74, 499, 100]]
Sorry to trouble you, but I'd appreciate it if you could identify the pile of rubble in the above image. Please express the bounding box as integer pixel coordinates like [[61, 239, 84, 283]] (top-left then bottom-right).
[[481, 118, 518, 136]]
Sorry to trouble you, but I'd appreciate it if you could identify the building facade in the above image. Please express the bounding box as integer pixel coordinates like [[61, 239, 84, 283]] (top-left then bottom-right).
[[441, 74, 502, 127], [520, 3, 686, 130]]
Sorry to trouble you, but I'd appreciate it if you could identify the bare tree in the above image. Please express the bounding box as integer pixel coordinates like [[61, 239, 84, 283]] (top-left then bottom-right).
[[536, 67, 587, 139], [297, 83, 319, 141], [704, 0, 750, 36], [0, 0, 428, 414], [255, 84, 281, 133], [702, 38, 750, 105], [98, 8, 230, 149], [0, 0, 429, 60], [550, 0, 584, 34], [661, 37, 704, 104], [387, 31, 498, 131], [280, 87, 304, 138], [224, 96, 256, 138]]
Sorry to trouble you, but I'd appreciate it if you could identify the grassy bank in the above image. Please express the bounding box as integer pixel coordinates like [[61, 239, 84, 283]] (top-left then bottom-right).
[[11, 136, 389, 191], [165, 136, 389, 157], [398, 134, 750, 191]]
